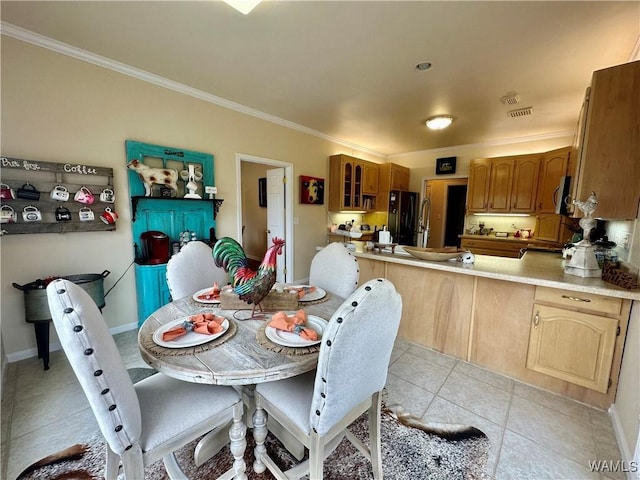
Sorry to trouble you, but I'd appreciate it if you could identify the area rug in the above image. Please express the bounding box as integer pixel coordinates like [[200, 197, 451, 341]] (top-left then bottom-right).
[[17, 403, 490, 480]]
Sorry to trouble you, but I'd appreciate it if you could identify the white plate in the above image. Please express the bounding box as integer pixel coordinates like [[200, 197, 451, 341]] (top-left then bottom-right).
[[265, 314, 327, 347], [193, 287, 222, 304], [153, 316, 229, 348], [287, 285, 327, 303]]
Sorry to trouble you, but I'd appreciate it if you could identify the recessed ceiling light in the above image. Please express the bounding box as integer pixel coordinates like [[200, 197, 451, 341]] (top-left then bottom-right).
[[425, 115, 454, 130], [415, 62, 432, 71]]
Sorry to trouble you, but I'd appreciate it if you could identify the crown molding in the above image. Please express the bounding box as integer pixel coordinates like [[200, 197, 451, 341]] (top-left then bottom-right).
[[1, 22, 387, 160]]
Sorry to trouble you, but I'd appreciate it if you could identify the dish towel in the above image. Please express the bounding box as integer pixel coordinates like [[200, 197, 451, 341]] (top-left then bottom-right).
[[162, 313, 225, 341], [268, 309, 318, 341], [196, 282, 221, 301]]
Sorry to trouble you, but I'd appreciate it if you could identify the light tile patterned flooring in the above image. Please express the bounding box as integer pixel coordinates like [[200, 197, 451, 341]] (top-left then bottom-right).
[[1, 331, 625, 480]]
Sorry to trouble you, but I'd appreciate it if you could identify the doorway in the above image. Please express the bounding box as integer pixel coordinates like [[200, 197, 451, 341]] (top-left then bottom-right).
[[422, 178, 468, 248], [237, 154, 294, 283]]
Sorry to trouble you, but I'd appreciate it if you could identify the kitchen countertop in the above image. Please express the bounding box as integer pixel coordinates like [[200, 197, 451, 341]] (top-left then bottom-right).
[[353, 250, 640, 300], [459, 234, 560, 245]]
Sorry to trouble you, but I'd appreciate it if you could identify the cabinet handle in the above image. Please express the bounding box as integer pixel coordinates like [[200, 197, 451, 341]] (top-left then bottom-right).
[[561, 295, 591, 303], [533, 311, 540, 328]]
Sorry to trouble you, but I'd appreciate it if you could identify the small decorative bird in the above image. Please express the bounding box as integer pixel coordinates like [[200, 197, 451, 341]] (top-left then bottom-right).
[[213, 236, 285, 317], [573, 191, 598, 218]]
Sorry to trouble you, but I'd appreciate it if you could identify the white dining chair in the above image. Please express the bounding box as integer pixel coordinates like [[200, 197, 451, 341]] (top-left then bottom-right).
[[252, 278, 402, 480], [166, 240, 229, 300], [308, 242, 360, 299], [46, 278, 247, 480]]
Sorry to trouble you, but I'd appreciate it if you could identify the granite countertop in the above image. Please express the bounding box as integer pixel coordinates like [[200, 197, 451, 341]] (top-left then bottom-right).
[[459, 234, 560, 245], [353, 250, 640, 300]]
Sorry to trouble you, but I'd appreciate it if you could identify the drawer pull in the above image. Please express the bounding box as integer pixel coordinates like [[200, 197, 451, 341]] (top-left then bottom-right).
[[533, 311, 539, 328], [561, 295, 591, 303]]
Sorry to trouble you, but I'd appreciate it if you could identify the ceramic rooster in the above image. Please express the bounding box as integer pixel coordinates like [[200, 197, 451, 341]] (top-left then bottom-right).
[[213, 236, 285, 316]]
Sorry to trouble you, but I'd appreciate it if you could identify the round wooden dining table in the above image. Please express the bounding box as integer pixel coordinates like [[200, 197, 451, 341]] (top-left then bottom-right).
[[137, 287, 344, 466]]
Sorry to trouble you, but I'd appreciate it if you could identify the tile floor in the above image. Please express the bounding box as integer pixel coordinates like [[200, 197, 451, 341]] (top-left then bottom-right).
[[1, 330, 626, 480]]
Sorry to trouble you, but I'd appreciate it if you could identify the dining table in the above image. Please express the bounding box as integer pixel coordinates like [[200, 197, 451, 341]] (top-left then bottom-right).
[[137, 284, 345, 468]]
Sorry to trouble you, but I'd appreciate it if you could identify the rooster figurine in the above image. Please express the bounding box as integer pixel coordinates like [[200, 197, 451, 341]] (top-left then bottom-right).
[[213, 236, 285, 317]]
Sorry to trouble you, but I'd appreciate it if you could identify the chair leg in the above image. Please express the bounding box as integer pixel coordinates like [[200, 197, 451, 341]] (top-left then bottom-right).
[[369, 392, 383, 479], [120, 444, 144, 480], [104, 444, 120, 480], [308, 432, 324, 480]]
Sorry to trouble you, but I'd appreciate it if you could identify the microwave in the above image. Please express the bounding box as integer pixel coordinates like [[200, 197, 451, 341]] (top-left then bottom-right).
[[555, 176, 572, 214]]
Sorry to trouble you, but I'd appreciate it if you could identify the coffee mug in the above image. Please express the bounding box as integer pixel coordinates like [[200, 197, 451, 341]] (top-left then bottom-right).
[[100, 188, 115, 203], [17, 183, 40, 201], [50, 185, 70, 201], [22, 205, 42, 222], [0, 205, 17, 224], [55, 205, 72, 222], [74, 187, 94, 205], [78, 207, 95, 222], [100, 207, 118, 225], [0, 184, 16, 200]]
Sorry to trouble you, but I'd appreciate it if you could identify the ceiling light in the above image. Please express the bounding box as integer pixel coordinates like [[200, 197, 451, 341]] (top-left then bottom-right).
[[425, 115, 454, 130], [415, 62, 432, 71], [224, 0, 262, 15]]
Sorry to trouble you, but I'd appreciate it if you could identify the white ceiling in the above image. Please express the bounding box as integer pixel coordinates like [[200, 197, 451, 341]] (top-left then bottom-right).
[[2, 1, 638, 158]]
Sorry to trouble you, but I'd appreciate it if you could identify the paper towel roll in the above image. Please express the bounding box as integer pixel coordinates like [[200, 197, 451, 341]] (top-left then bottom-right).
[[379, 231, 392, 244]]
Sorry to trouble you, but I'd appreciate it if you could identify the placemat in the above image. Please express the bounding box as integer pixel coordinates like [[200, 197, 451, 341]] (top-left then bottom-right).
[[141, 318, 237, 357], [256, 323, 321, 355]]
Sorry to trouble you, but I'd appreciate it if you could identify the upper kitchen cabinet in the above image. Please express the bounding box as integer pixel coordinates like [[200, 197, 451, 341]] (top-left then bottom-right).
[[328, 154, 377, 212], [389, 164, 410, 191], [536, 147, 572, 214], [375, 162, 411, 213], [466, 155, 539, 214], [571, 60, 640, 220]]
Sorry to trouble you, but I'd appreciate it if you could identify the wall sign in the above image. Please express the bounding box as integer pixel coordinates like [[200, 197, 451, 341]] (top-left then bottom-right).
[[436, 156, 457, 175]]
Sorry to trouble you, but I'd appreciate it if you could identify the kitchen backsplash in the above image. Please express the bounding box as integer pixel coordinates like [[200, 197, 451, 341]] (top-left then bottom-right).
[[465, 215, 537, 236]]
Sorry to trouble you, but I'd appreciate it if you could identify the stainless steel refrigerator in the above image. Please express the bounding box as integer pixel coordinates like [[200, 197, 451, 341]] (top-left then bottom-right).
[[388, 190, 418, 246]]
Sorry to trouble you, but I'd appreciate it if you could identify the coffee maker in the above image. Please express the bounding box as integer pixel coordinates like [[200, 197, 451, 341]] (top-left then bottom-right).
[[140, 231, 170, 264]]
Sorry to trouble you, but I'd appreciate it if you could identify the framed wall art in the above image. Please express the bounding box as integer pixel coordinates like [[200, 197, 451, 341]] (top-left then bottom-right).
[[258, 177, 267, 207], [300, 175, 324, 205], [436, 156, 457, 175]]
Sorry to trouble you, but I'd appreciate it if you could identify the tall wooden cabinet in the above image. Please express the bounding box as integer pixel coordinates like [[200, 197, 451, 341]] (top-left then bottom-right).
[[571, 60, 640, 219]]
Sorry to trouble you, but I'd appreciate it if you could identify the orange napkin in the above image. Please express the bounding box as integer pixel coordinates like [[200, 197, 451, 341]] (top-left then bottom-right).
[[268, 309, 318, 341], [288, 286, 317, 299], [162, 313, 225, 342], [197, 282, 221, 301]]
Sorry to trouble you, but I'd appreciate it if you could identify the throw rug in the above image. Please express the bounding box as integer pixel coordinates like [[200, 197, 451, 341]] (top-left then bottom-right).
[[17, 403, 490, 480]]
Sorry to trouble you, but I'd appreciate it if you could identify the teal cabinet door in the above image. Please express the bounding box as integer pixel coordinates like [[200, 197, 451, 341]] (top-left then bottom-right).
[[135, 263, 171, 327]]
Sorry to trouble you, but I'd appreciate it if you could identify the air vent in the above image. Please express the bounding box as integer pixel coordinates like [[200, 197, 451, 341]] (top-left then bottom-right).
[[508, 107, 533, 118], [500, 93, 521, 105]]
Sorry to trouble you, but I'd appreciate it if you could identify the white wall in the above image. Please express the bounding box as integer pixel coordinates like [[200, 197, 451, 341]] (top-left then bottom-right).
[[0, 36, 374, 361]]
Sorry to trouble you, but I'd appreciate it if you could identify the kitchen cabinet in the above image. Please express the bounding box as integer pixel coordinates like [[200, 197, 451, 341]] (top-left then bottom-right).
[[328, 154, 377, 212], [536, 147, 571, 214], [526, 287, 623, 393], [375, 163, 411, 213], [354, 252, 636, 409], [571, 60, 640, 219], [534, 214, 562, 243], [465, 159, 491, 212], [460, 236, 525, 258], [467, 155, 539, 214], [362, 162, 379, 195]]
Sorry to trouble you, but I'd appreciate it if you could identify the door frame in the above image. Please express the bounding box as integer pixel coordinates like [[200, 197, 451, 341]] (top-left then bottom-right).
[[236, 153, 294, 282]]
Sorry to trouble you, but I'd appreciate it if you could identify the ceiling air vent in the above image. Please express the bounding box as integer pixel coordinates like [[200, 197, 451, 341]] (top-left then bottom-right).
[[508, 107, 533, 118], [500, 93, 521, 105]]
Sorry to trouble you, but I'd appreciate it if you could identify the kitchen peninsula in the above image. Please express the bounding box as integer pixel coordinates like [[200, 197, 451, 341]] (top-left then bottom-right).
[[356, 250, 639, 409]]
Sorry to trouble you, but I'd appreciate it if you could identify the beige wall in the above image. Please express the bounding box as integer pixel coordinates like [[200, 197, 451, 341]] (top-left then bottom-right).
[[0, 37, 375, 360]]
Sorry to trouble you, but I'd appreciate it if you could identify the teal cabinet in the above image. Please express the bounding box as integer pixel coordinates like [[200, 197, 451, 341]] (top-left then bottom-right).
[[134, 263, 171, 327], [126, 140, 222, 325]]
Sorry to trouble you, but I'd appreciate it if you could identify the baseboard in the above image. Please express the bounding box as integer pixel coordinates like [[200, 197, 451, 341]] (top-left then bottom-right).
[[6, 321, 139, 363], [609, 403, 638, 480]]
